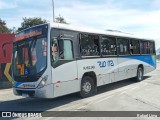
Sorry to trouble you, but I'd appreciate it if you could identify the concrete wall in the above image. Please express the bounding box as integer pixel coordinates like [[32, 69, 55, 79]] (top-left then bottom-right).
[[0, 34, 14, 89]]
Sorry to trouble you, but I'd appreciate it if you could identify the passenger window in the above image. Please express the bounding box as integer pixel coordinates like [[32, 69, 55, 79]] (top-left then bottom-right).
[[101, 36, 117, 55], [117, 38, 129, 55], [140, 41, 149, 54], [51, 38, 73, 64], [51, 38, 59, 63], [63, 40, 73, 59], [148, 41, 155, 54], [130, 39, 140, 55], [80, 34, 100, 56]]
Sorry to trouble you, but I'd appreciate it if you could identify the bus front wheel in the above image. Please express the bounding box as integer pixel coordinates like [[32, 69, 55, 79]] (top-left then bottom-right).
[[80, 76, 96, 98]]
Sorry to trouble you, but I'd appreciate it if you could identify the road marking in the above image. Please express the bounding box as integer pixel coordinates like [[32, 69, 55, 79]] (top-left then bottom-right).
[[119, 86, 138, 95], [119, 91, 127, 95], [89, 95, 113, 105], [131, 86, 138, 90]]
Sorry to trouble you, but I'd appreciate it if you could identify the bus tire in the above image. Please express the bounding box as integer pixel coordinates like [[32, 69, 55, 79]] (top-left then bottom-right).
[[135, 67, 143, 82], [80, 76, 96, 98]]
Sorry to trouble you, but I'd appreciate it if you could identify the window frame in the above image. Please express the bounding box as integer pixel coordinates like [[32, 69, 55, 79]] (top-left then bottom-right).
[[130, 39, 140, 55], [140, 40, 150, 55], [79, 33, 101, 58], [51, 37, 74, 65], [117, 37, 130, 56], [101, 35, 117, 57], [148, 41, 156, 55], [60, 38, 74, 60]]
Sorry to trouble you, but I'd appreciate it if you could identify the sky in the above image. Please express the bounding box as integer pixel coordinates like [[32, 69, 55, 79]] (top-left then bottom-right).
[[0, 0, 160, 49]]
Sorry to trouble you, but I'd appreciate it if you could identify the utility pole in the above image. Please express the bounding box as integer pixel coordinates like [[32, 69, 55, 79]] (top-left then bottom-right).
[[52, 0, 55, 22]]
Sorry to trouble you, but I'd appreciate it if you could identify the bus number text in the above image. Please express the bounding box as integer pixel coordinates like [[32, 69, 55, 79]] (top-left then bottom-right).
[[97, 60, 114, 68]]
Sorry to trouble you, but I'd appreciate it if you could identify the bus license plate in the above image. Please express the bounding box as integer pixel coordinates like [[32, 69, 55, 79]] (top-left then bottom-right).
[[22, 93, 29, 97]]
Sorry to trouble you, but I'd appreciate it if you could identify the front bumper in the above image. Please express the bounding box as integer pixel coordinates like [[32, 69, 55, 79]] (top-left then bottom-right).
[[13, 84, 54, 98]]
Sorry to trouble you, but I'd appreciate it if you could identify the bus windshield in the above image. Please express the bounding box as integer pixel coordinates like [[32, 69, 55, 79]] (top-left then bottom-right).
[[12, 24, 48, 77], [13, 37, 47, 76]]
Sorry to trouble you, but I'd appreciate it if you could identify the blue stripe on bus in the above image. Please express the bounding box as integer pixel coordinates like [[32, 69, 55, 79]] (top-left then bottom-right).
[[119, 55, 156, 68], [13, 82, 24, 87]]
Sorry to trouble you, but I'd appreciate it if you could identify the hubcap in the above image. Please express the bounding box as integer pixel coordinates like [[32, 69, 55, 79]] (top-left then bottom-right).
[[82, 81, 92, 93]]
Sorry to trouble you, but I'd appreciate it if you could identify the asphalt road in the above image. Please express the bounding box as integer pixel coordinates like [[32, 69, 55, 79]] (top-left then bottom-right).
[[0, 62, 160, 120]]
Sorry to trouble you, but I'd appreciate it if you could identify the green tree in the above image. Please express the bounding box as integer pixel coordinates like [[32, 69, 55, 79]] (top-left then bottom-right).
[[55, 15, 68, 24], [18, 17, 47, 32], [0, 18, 10, 33]]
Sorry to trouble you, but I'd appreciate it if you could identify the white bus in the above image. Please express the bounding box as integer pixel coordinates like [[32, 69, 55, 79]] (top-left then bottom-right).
[[12, 23, 156, 98]]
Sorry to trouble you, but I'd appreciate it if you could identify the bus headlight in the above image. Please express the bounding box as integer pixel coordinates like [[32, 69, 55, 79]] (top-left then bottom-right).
[[38, 75, 48, 89]]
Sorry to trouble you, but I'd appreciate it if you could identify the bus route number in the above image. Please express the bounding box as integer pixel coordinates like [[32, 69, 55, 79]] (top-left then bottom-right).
[[97, 60, 114, 68]]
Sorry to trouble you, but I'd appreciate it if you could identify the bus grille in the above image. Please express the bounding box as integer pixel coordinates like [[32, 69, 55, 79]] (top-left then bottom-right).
[[16, 90, 35, 97]]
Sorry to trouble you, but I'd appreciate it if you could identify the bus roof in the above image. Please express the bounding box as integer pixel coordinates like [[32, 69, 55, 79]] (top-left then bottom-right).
[[50, 22, 154, 41], [16, 23, 154, 41]]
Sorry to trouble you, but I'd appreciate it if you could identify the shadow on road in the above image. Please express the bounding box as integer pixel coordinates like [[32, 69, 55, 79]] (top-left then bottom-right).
[[0, 76, 151, 111]]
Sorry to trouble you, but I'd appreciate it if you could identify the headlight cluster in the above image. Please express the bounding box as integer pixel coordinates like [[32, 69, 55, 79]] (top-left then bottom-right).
[[38, 75, 48, 89]]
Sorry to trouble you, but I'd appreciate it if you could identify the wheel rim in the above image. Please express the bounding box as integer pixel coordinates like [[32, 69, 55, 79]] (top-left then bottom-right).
[[82, 81, 92, 94], [138, 68, 143, 80]]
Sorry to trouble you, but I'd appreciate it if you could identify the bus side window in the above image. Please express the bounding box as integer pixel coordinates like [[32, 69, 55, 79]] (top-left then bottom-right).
[[140, 41, 148, 54], [117, 38, 129, 55], [148, 41, 155, 54], [63, 40, 73, 59], [80, 33, 100, 56], [130, 39, 140, 55], [51, 38, 59, 63], [51, 38, 74, 63], [101, 36, 117, 55]]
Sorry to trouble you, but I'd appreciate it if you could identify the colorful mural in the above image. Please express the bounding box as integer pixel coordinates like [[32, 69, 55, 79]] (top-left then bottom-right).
[[0, 33, 14, 89]]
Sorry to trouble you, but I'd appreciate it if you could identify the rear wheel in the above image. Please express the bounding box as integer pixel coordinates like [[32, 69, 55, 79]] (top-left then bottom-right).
[[135, 67, 143, 82], [80, 76, 96, 98]]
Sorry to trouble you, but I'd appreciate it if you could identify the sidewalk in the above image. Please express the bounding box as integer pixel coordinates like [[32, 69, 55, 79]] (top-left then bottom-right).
[[0, 88, 12, 92]]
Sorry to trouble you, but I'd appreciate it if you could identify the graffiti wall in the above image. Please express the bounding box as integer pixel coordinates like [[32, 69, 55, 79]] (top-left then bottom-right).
[[0, 34, 14, 89]]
